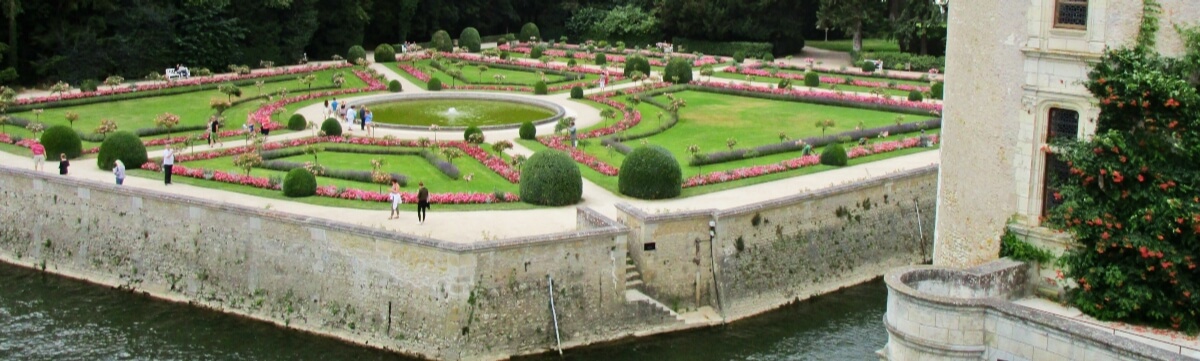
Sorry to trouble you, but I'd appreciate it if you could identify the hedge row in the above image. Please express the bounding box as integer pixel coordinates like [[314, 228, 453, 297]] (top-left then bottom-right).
[[689, 118, 940, 166], [672, 37, 773, 57], [428, 59, 585, 86], [260, 159, 408, 186], [261, 145, 422, 161], [598, 95, 680, 154], [75, 124, 210, 142], [858, 52, 945, 72], [9, 73, 303, 113], [420, 149, 460, 179], [683, 85, 935, 116]]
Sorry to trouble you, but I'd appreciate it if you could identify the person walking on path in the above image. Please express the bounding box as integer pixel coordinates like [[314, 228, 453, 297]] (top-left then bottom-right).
[[58, 153, 69, 175], [207, 116, 221, 147], [30, 140, 45, 171], [417, 182, 429, 224], [162, 147, 175, 185], [359, 106, 368, 131], [363, 107, 374, 136], [323, 99, 331, 119], [113, 160, 126, 185], [388, 179, 402, 219], [331, 98, 340, 120], [345, 105, 357, 132]]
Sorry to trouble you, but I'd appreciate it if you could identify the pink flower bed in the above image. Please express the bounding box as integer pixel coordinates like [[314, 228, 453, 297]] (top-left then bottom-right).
[[500, 44, 730, 65], [688, 81, 942, 113], [682, 135, 939, 187], [439, 52, 625, 79], [16, 64, 353, 106], [538, 136, 620, 176], [247, 69, 384, 130], [744, 62, 943, 82], [396, 58, 602, 94], [723, 66, 932, 93]]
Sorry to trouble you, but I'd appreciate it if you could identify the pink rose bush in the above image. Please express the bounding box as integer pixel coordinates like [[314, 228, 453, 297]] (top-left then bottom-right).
[[682, 135, 939, 187], [723, 66, 933, 93], [742, 62, 943, 83], [248, 69, 384, 130], [688, 81, 942, 113], [539, 136, 619, 176]]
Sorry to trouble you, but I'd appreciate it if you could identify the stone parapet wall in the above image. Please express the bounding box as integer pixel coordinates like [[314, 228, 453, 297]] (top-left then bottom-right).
[[616, 204, 718, 313]]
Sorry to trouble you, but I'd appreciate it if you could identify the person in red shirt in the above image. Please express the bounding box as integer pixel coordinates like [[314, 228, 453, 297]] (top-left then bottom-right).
[[30, 140, 45, 171]]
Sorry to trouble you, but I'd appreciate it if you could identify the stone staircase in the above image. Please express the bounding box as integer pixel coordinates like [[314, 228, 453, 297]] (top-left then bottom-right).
[[623, 255, 722, 326]]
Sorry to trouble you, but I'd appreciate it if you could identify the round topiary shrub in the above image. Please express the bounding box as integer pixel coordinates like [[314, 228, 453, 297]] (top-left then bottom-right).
[[463, 125, 483, 141], [96, 131, 147, 171], [623, 56, 651, 77], [567, 59, 578, 67], [763, 53, 775, 62], [321, 118, 343, 136], [283, 168, 317, 197], [374, 43, 396, 63], [930, 82, 944, 100], [594, 52, 607, 65], [40, 124, 82, 159], [618, 145, 682, 199], [733, 51, 745, 63], [533, 80, 548, 95], [519, 150, 581, 206], [388, 80, 403, 92], [519, 23, 541, 42], [907, 90, 924, 102], [804, 72, 820, 87], [530, 46, 545, 59], [428, 78, 443, 91], [459, 27, 482, 52], [431, 30, 453, 52], [347, 45, 367, 63], [519, 121, 536, 140], [499, 51, 510, 60], [664, 58, 693, 83], [287, 114, 308, 131], [570, 86, 584, 99], [861, 60, 877, 72], [820, 143, 848, 166]]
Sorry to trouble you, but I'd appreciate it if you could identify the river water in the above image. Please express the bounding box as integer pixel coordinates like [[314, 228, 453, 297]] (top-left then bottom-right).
[[0, 262, 887, 361]]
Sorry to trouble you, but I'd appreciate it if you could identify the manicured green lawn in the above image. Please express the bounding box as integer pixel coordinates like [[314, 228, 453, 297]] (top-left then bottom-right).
[[708, 72, 913, 97], [390, 59, 568, 86], [806, 38, 901, 54]]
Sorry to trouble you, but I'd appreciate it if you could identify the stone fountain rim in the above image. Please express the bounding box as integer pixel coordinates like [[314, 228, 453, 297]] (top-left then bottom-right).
[[349, 92, 566, 131]]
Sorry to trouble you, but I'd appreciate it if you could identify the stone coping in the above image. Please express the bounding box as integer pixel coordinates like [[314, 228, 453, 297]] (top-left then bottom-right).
[[717, 165, 939, 217], [2, 166, 624, 253], [614, 202, 717, 223], [885, 259, 1192, 361], [346, 92, 565, 131]]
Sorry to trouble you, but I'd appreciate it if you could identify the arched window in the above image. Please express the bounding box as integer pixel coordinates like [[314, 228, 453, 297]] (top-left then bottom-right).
[[1043, 108, 1079, 217], [1054, 0, 1089, 30]]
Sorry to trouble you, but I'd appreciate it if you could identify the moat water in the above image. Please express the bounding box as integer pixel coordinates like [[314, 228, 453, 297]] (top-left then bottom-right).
[[0, 262, 887, 360]]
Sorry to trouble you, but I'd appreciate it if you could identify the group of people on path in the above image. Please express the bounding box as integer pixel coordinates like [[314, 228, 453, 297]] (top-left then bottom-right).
[[325, 97, 376, 137], [28, 138, 125, 184]]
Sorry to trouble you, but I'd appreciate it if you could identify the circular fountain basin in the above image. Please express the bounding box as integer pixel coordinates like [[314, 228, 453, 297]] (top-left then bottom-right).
[[354, 93, 565, 131]]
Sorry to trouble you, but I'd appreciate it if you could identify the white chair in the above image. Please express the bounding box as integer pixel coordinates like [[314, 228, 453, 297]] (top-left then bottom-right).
[[165, 68, 180, 80]]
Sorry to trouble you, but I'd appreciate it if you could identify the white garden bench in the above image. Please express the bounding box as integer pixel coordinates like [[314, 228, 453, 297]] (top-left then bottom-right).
[[165, 67, 190, 80]]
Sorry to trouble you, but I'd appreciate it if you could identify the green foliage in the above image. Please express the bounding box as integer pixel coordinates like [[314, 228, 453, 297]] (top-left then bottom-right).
[[519, 23, 541, 42], [80, 79, 99, 92], [907, 90, 924, 102], [762, 53, 774, 62], [519, 150, 581, 206], [519, 121, 536, 140], [1046, 21, 1200, 334], [817, 0, 887, 52], [463, 125, 483, 141], [428, 78, 443, 91], [431, 30, 454, 52], [320, 118, 342, 136], [533, 81, 548, 95], [861, 60, 877, 72], [999, 229, 1056, 264], [663, 58, 693, 83], [530, 46, 545, 59], [582, 5, 661, 45], [930, 82, 944, 100], [499, 51, 510, 60], [623, 56, 651, 78], [732, 51, 745, 63], [619, 145, 682, 199], [594, 52, 607, 65], [40, 125, 83, 159], [819, 143, 847, 166], [804, 72, 820, 87], [570, 86, 584, 99], [388, 80, 403, 92], [282, 168, 317, 197], [347, 45, 367, 63], [863, 52, 945, 72], [373, 43, 396, 63], [459, 27, 482, 52], [96, 131, 147, 171], [287, 114, 307, 131], [671, 37, 773, 57]]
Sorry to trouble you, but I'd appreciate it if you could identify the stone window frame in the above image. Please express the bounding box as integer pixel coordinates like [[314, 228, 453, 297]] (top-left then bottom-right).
[[1038, 106, 1081, 219], [1053, 0, 1089, 30]]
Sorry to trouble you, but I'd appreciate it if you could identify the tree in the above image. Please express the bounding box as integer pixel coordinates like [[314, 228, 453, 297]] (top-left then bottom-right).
[[154, 113, 181, 138], [699, 64, 714, 81], [219, 83, 242, 101], [599, 108, 618, 128], [459, 27, 482, 52], [891, 0, 947, 55], [64, 111, 79, 129], [519, 22, 540, 42], [815, 119, 836, 136], [441, 147, 463, 165], [817, 0, 886, 53], [49, 81, 69, 99], [431, 30, 453, 52], [478, 64, 488, 82], [233, 151, 263, 176], [95, 119, 118, 140], [297, 73, 317, 91], [104, 75, 124, 90], [492, 140, 513, 154]]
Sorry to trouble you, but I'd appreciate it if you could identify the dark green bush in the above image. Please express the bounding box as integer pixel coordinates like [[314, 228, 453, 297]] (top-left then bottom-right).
[[519, 23, 541, 42], [388, 80, 403, 92], [820, 143, 848, 166], [863, 52, 945, 72], [930, 82, 944, 100], [96, 131, 147, 170], [287, 114, 307, 131], [41, 124, 82, 159], [459, 27, 482, 52], [907, 90, 924, 102], [570, 86, 584, 99], [374, 44, 396, 63], [320, 118, 342, 136], [463, 125, 483, 141], [671, 37, 773, 57], [283, 168, 317, 197], [530, 46, 545, 59], [861, 60, 878, 72], [80, 79, 99, 92], [428, 78, 443, 91], [499, 51, 510, 60], [804, 72, 820, 87], [347, 45, 367, 63], [594, 52, 607, 65], [567, 59, 578, 67], [619, 145, 682, 199], [762, 53, 775, 62], [777, 78, 792, 89], [663, 58, 693, 83], [732, 51, 745, 63], [519, 121, 536, 140], [519, 150, 581, 206], [623, 56, 651, 77], [431, 30, 453, 52], [533, 80, 548, 95]]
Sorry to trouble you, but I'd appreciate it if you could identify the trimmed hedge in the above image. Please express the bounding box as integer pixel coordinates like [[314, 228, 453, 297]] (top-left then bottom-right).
[[287, 114, 307, 131], [428, 78, 443, 91], [907, 90, 924, 102], [533, 80, 548, 95], [431, 30, 453, 52], [320, 118, 342, 136], [681, 84, 934, 116], [519, 121, 536, 140], [861, 52, 945, 72], [861, 60, 877, 72], [374, 44, 396, 63], [530, 46, 545, 59], [96, 131, 147, 171], [388, 80, 403, 92], [663, 58, 693, 83], [283, 168, 317, 197], [347, 45, 367, 63], [672, 37, 773, 57], [930, 82, 944, 100], [519, 23, 540, 42], [463, 125, 483, 141], [623, 56, 651, 78], [41, 124, 83, 159], [619, 145, 682, 199], [420, 149, 460, 179], [519, 150, 581, 206], [261, 159, 408, 186], [820, 143, 848, 166], [570, 86, 584, 99], [460, 27, 482, 52], [594, 52, 607, 65], [803, 72, 820, 87], [689, 118, 941, 166], [733, 51, 745, 63]]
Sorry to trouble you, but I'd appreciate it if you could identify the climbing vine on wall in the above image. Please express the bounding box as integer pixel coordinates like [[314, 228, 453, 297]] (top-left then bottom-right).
[[1046, 0, 1200, 334]]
